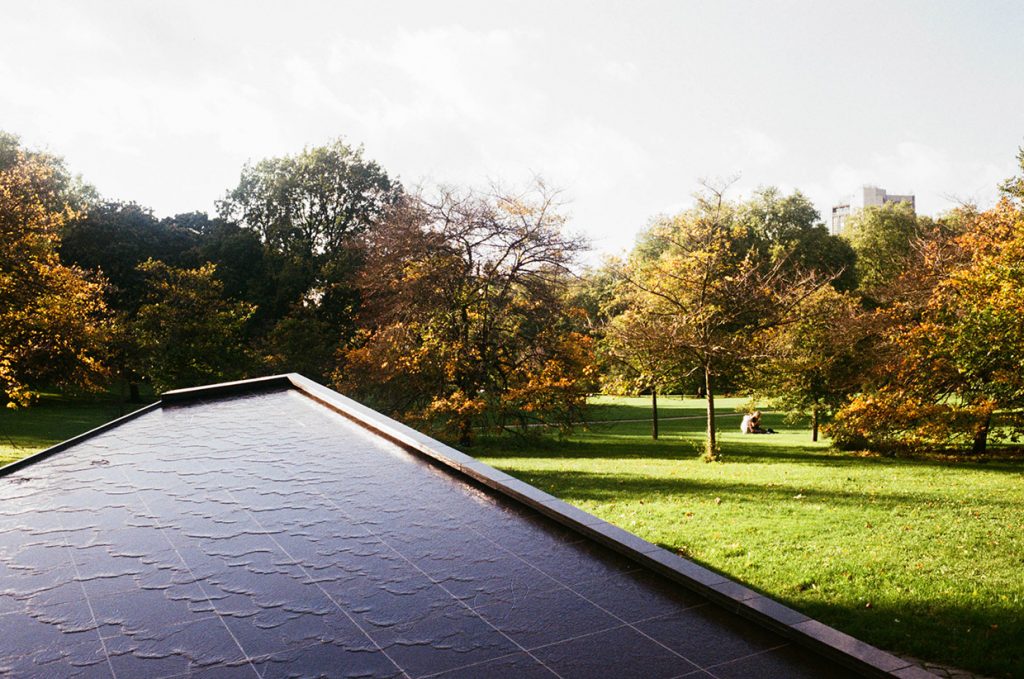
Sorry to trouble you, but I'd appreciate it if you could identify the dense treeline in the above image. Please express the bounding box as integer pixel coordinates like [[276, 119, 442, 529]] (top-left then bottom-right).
[[0, 133, 592, 443], [2, 128, 1023, 454], [596, 157, 1024, 457]]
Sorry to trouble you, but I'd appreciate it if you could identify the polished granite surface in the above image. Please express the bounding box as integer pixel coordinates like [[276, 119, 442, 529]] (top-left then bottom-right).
[[0, 390, 861, 678]]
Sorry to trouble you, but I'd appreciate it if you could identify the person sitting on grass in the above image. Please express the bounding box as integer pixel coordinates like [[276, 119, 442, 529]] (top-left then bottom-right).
[[748, 411, 776, 434]]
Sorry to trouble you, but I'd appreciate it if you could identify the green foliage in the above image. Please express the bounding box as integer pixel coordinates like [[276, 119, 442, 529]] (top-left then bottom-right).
[[844, 201, 919, 296], [737, 187, 858, 291], [218, 139, 401, 258], [1000, 144, 1024, 202], [131, 260, 255, 392], [191, 219, 271, 318], [60, 201, 202, 313], [260, 307, 336, 381], [217, 139, 403, 372], [749, 287, 872, 440]]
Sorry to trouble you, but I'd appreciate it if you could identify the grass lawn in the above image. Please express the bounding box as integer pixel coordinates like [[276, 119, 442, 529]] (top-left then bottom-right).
[[472, 395, 1024, 679], [0, 389, 154, 467]]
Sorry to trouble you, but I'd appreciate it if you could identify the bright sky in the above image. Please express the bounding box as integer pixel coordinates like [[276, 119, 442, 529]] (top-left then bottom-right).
[[3, 0, 1022, 259]]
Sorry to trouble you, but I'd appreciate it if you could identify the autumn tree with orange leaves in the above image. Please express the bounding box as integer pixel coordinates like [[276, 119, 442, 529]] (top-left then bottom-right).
[[335, 183, 595, 444], [830, 180, 1024, 454], [0, 133, 110, 407]]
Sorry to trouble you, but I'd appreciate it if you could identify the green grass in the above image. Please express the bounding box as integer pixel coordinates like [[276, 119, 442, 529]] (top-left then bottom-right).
[[472, 395, 1024, 679], [0, 389, 153, 467]]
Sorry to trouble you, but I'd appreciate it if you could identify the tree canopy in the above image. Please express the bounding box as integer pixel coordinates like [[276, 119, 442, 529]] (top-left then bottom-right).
[[830, 198, 1024, 453], [843, 201, 920, 297], [615, 184, 834, 459], [336, 183, 594, 443], [217, 139, 404, 377], [131, 260, 255, 393], [7, 124, 1024, 458], [0, 134, 109, 406], [218, 139, 402, 259]]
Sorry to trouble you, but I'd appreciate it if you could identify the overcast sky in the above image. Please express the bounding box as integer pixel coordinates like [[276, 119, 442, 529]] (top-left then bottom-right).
[[3, 0, 1022, 259]]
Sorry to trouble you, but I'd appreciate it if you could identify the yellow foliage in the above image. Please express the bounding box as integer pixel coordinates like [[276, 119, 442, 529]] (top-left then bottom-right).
[[1, 144, 109, 406]]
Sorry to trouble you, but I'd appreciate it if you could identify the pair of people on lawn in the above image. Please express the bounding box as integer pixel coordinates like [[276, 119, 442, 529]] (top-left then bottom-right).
[[741, 410, 776, 434]]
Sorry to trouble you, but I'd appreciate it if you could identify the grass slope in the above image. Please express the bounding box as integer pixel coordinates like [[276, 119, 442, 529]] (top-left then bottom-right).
[[473, 395, 1024, 679]]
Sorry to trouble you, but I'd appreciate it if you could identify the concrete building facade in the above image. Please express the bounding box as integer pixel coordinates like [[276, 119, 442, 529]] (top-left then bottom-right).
[[831, 186, 916, 235]]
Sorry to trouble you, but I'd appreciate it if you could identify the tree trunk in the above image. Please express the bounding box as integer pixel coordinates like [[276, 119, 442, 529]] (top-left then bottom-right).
[[129, 381, 141, 403], [812, 405, 819, 442], [704, 365, 716, 460], [651, 388, 659, 440], [458, 417, 473, 447], [972, 413, 991, 455]]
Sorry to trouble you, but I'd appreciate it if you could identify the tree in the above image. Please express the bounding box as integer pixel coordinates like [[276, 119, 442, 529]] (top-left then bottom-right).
[[844, 201, 920, 297], [830, 199, 1024, 454], [259, 306, 336, 380], [60, 202, 214, 399], [601, 302, 685, 439], [217, 139, 401, 311], [336, 183, 593, 444], [60, 201, 201, 313], [748, 286, 871, 441], [0, 132, 110, 406], [620, 183, 830, 460], [218, 139, 402, 259], [217, 140, 403, 377], [737, 187, 859, 291], [1000, 144, 1024, 201], [190, 218, 271, 317], [131, 260, 255, 392]]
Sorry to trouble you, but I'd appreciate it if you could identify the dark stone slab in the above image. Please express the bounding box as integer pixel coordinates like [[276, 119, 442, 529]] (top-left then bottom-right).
[[570, 569, 706, 624], [476, 586, 620, 650], [428, 651, 558, 678], [711, 644, 864, 678], [253, 641, 402, 678], [0, 379, 911, 677], [531, 625, 699, 679], [636, 606, 786, 668]]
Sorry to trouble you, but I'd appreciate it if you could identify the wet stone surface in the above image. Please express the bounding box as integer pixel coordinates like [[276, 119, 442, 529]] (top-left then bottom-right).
[[0, 390, 862, 678]]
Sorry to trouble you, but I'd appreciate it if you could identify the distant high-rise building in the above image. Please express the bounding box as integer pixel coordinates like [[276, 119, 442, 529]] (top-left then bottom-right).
[[830, 186, 915, 235]]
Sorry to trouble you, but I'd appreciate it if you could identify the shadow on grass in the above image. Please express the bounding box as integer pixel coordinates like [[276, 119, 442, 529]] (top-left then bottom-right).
[[473, 417, 1024, 474], [585, 400, 726, 421], [632, 546, 1022, 677], [493, 466, 1024, 511], [797, 597, 1020, 678]]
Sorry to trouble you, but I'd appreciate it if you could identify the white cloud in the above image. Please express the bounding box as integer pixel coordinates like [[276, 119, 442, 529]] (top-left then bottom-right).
[[603, 60, 639, 83], [726, 127, 786, 168], [2, 3, 1019, 257]]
